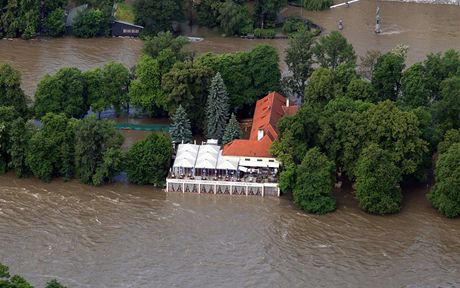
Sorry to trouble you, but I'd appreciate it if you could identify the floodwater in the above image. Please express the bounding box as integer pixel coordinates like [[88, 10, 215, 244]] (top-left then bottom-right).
[[0, 176, 459, 287], [1, 1, 460, 287]]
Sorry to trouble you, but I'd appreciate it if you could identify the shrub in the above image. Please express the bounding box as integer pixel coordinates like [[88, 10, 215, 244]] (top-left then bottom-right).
[[72, 8, 104, 38], [253, 28, 276, 39], [304, 0, 333, 11], [282, 17, 305, 34]]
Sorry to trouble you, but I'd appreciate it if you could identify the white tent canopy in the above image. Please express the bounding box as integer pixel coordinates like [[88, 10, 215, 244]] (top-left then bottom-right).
[[195, 144, 219, 169], [173, 144, 199, 169], [216, 153, 239, 170]]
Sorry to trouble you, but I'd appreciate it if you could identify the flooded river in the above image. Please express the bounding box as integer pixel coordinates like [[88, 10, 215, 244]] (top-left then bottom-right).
[[0, 1, 460, 287], [0, 176, 459, 287]]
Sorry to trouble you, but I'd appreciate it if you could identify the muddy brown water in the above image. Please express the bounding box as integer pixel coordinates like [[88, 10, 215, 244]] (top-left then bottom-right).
[[1, 1, 460, 287]]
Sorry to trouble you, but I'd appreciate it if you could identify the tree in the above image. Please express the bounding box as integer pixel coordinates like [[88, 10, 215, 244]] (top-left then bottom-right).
[[254, 0, 287, 28], [346, 78, 376, 102], [313, 31, 356, 70], [197, 0, 224, 28], [372, 52, 405, 102], [304, 0, 333, 10], [85, 62, 130, 117], [72, 8, 104, 38], [222, 113, 243, 144], [26, 113, 78, 182], [355, 144, 402, 214], [169, 105, 192, 144], [438, 129, 460, 154], [434, 76, 460, 131], [218, 1, 252, 36], [34, 67, 88, 119], [143, 31, 189, 60], [304, 68, 336, 106], [46, 279, 67, 288], [399, 63, 432, 108], [133, 0, 183, 35], [8, 118, 35, 178], [43, 8, 65, 36], [0, 106, 19, 174], [428, 143, 460, 218], [74, 117, 124, 185], [283, 28, 315, 98], [0, 262, 66, 288], [0, 64, 28, 116], [293, 147, 336, 214], [163, 61, 214, 127], [205, 73, 229, 140], [128, 55, 169, 115], [125, 133, 172, 185]]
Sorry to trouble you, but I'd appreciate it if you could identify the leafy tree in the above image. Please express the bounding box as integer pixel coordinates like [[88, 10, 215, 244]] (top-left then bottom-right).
[[438, 129, 460, 154], [128, 55, 170, 115], [169, 105, 192, 144], [434, 76, 460, 131], [163, 61, 214, 126], [72, 8, 104, 38], [85, 62, 130, 117], [428, 143, 460, 218], [333, 62, 358, 95], [0, 262, 66, 288], [45, 279, 67, 288], [399, 63, 432, 108], [293, 147, 336, 214], [27, 113, 78, 182], [43, 8, 65, 37], [283, 28, 315, 98], [34, 67, 88, 119], [346, 78, 376, 102], [304, 0, 333, 10], [205, 73, 229, 140], [8, 118, 35, 178], [222, 113, 243, 144], [372, 52, 405, 102], [254, 0, 287, 28], [355, 144, 402, 214], [0, 64, 28, 116], [304, 68, 336, 106], [197, 0, 224, 28], [143, 31, 189, 60], [218, 1, 252, 36], [0, 106, 19, 174], [125, 133, 172, 185], [313, 31, 356, 70], [133, 0, 183, 35], [74, 117, 124, 185]]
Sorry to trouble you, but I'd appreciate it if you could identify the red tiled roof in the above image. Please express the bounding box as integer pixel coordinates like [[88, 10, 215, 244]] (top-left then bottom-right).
[[223, 92, 298, 158]]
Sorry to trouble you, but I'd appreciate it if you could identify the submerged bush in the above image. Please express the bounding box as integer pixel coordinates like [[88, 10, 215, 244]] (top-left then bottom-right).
[[304, 0, 333, 11]]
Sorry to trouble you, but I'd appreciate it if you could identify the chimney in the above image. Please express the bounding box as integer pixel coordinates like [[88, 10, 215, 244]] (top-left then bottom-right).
[[258, 128, 264, 141], [286, 98, 290, 107]]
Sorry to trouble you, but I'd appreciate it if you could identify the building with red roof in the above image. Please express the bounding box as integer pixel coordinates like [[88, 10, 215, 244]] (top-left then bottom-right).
[[223, 92, 298, 159]]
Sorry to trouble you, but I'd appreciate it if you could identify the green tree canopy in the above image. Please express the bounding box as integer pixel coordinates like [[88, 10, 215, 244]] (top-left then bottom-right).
[[125, 133, 172, 185], [434, 76, 460, 131], [372, 52, 405, 102], [0, 64, 28, 116], [345, 78, 376, 102], [399, 63, 432, 108], [313, 31, 356, 70], [283, 28, 315, 98], [8, 118, 35, 178], [74, 117, 124, 185], [43, 8, 65, 37], [304, 68, 336, 106], [133, 0, 183, 35], [254, 0, 287, 28], [438, 129, 460, 154], [355, 143, 402, 214], [34, 67, 89, 119], [428, 143, 460, 218], [218, 1, 252, 36], [143, 31, 189, 60], [293, 147, 336, 214], [72, 8, 104, 38]]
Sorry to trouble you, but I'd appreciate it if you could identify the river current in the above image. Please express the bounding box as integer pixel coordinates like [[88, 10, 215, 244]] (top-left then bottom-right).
[[0, 1, 460, 287]]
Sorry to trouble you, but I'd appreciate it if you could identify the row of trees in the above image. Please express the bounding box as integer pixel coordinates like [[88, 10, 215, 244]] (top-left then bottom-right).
[[132, 0, 289, 36], [0, 63, 172, 187], [272, 28, 460, 217], [1, 262, 66, 288], [130, 32, 280, 130]]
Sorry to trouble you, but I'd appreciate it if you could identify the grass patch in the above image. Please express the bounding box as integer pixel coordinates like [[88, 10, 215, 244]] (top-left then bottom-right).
[[115, 2, 135, 23]]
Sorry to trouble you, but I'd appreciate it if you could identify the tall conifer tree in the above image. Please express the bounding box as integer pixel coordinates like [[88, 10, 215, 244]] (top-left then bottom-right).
[[205, 72, 229, 140], [169, 105, 192, 144]]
